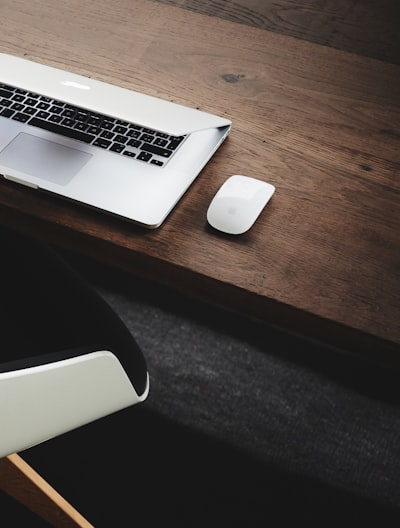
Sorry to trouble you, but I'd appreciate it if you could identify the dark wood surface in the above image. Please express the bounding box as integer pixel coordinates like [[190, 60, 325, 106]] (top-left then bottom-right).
[[157, 0, 400, 65], [0, 0, 399, 363]]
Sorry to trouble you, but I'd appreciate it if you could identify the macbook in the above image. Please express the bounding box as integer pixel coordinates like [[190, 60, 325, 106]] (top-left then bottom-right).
[[0, 53, 231, 228]]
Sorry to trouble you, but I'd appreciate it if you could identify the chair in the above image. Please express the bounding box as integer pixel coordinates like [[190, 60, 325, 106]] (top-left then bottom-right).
[[0, 225, 149, 527]]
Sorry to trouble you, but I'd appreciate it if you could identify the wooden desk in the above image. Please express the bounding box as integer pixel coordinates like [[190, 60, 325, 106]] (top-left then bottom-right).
[[0, 0, 399, 365]]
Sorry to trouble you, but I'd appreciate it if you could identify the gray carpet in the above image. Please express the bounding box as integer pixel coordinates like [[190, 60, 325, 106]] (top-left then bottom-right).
[[4, 252, 400, 526]]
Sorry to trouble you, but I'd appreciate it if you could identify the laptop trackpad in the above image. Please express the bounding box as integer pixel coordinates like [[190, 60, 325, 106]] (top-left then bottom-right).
[[0, 133, 92, 186]]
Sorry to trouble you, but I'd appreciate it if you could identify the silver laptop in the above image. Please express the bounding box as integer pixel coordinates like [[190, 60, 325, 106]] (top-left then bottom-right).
[[0, 53, 231, 228]]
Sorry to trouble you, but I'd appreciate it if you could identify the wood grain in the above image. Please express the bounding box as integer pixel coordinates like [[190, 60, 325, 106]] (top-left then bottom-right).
[[0, 454, 94, 527], [0, 0, 399, 362], [155, 0, 400, 64]]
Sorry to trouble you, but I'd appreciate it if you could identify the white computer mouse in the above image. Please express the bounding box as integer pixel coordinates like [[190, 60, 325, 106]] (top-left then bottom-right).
[[207, 175, 275, 235]]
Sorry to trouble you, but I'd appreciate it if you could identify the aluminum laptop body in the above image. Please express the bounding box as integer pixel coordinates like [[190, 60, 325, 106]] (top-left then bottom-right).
[[0, 54, 231, 228]]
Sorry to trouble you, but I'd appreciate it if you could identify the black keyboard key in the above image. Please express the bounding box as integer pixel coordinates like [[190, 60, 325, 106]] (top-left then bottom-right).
[[62, 108, 76, 118], [28, 117, 95, 143], [88, 115, 101, 125], [24, 106, 37, 116], [128, 138, 141, 148], [0, 88, 13, 98], [76, 112, 89, 122], [123, 150, 136, 158], [50, 105, 63, 114], [74, 121, 89, 131], [137, 152, 152, 162], [49, 114, 63, 123], [150, 159, 164, 166], [101, 130, 114, 139], [114, 125, 128, 134], [11, 102, 24, 111], [154, 137, 168, 147], [65, 104, 80, 112], [37, 102, 50, 110], [168, 136, 185, 150], [140, 133, 154, 143], [114, 134, 128, 144], [93, 138, 112, 149], [101, 120, 115, 130], [12, 112, 30, 123], [0, 108, 14, 118], [110, 143, 125, 153], [87, 126, 101, 135], [37, 110, 50, 119], [62, 118, 75, 127], [127, 129, 140, 138], [12, 94, 25, 102], [140, 143, 172, 158]]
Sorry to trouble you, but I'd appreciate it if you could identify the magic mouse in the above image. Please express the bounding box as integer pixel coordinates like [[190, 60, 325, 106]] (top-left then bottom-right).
[[207, 175, 275, 235]]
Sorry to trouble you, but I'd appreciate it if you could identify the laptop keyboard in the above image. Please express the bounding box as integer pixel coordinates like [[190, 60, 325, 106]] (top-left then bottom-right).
[[0, 83, 187, 167]]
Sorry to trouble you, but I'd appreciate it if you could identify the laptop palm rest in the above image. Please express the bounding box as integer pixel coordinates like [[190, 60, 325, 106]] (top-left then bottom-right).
[[0, 133, 92, 186]]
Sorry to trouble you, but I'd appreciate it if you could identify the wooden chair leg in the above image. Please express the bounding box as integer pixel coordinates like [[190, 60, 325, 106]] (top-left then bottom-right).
[[0, 453, 94, 528]]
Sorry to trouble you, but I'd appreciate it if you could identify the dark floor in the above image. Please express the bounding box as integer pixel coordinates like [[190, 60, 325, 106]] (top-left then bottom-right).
[[3, 252, 400, 527]]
